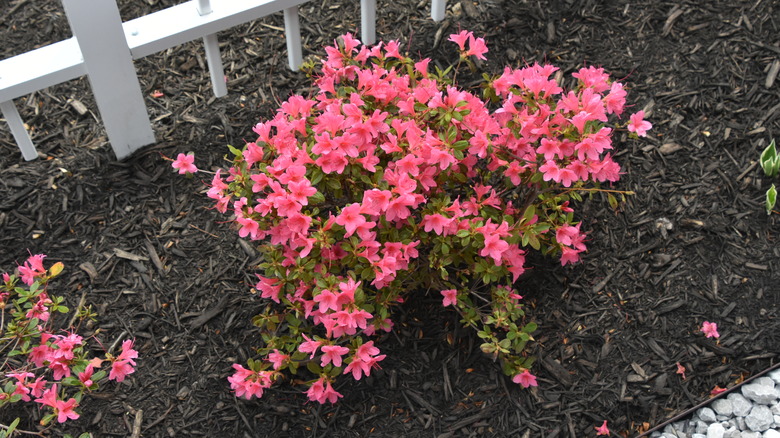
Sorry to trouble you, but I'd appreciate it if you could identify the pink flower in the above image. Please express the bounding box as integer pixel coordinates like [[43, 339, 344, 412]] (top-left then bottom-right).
[[465, 34, 488, 60], [55, 398, 80, 423], [299, 334, 322, 359], [447, 30, 473, 51], [354, 341, 380, 362], [595, 420, 610, 436], [18, 254, 46, 285], [268, 350, 289, 370], [627, 111, 652, 137], [306, 378, 343, 404], [320, 344, 350, 367], [512, 370, 538, 388], [335, 203, 366, 237], [306, 378, 326, 402], [480, 235, 509, 265], [109, 340, 138, 382], [228, 364, 271, 400], [701, 321, 720, 339], [675, 362, 686, 380], [441, 289, 457, 307], [710, 385, 727, 396], [34, 384, 58, 409], [78, 364, 96, 388], [422, 213, 452, 236], [314, 289, 340, 312], [172, 153, 198, 174], [344, 349, 386, 380]]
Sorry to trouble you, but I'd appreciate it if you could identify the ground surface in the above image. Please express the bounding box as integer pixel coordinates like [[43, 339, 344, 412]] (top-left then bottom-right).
[[1, 0, 779, 437]]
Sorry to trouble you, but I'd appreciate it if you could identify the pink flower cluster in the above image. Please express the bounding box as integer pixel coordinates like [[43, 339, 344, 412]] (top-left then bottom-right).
[[1, 255, 139, 424], [205, 32, 649, 403]]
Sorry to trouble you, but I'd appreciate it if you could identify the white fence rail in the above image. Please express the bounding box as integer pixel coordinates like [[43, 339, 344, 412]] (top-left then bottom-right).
[[0, 0, 445, 161]]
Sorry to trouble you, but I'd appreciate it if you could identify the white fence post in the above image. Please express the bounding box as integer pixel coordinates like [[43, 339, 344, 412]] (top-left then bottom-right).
[[197, 0, 227, 97], [283, 7, 303, 70], [0, 100, 38, 160], [360, 0, 376, 45], [431, 0, 446, 21], [61, 0, 155, 160]]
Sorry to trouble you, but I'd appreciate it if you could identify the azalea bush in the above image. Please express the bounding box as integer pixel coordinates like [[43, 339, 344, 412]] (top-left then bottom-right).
[[178, 30, 650, 403], [0, 254, 138, 430]]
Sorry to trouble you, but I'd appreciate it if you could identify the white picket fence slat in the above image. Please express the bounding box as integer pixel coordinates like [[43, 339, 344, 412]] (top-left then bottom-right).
[[0, 0, 446, 161]]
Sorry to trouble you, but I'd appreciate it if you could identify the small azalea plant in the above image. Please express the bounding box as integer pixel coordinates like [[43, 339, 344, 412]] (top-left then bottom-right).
[[182, 31, 649, 403], [0, 254, 138, 428]]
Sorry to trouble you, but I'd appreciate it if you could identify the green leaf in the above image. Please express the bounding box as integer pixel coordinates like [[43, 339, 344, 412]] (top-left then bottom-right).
[[760, 139, 778, 177], [522, 322, 538, 333], [310, 168, 324, 185], [766, 184, 777, 215], [307, 361, 322, 375], [607, 193, 618, 210], [523, 205, 536, 223], [227, 144, 243, 158], [49, 261, 64, 277], [5, 418, 20, 437], [309, 191, 325, 205]]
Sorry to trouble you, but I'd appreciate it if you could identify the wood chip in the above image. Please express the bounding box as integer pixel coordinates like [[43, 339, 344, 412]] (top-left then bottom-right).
[[113, 248, 149, 262], [461, 0, 479, 18], [68, 98, 89, 115], [144, 239, 165, 275], [540, 358, 573, 386], [79, 261, 98, 281], [188, 295, 229, 329], [658, 143, 683, 154], [766, 59, 780, 88]]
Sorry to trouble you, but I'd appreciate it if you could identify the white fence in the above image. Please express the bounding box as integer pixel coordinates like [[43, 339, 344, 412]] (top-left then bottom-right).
[[0, 0, 446, 161]]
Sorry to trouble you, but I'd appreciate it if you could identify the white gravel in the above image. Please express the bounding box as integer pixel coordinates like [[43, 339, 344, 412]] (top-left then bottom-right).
[[650, 369, 780, 438]]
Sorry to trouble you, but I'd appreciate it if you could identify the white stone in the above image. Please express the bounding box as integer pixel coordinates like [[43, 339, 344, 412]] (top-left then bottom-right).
[[742, 433, 761, 438], [714, 399, 735, 417], [768, 369, 780, 385], [723, 427, 742, 438], [763, 430, 780, 438], [700, 407, 718, 423], [693, 435, 706, 438], [775, 415, 780, 425], [755, 377, 777, 388], [697, 421, 710, 434], [708, 423, 725, 438], [746, 406, 774, 432], [743, 382, 780, 405], [737, 418, 748, 430], [730, 393, 754, 416], [664, 423, 688, 437], [773, 403, 780, 415]]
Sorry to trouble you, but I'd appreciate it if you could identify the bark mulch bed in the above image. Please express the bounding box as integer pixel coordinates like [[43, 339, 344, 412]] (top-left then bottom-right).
[[1, 0, 779, 436]]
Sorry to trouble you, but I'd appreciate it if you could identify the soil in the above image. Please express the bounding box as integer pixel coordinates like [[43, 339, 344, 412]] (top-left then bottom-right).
[[1, 0, 779, 437]]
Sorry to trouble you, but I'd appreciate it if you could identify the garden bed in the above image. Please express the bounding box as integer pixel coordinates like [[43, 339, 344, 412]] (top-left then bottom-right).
[[1, 0, 778, 436]]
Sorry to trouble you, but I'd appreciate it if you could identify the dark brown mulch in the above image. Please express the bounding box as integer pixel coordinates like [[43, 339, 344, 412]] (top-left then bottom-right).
[[1, 0, 779, 436]]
